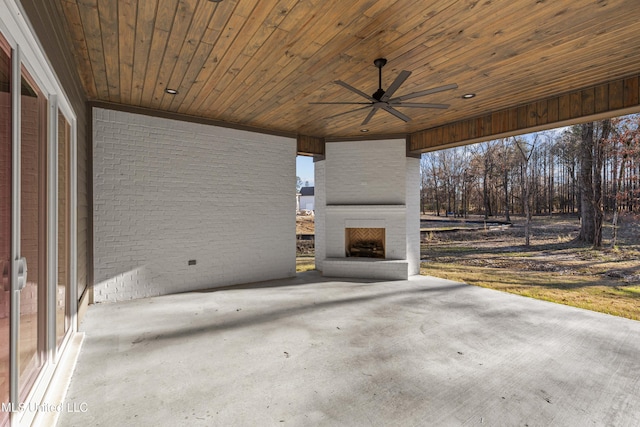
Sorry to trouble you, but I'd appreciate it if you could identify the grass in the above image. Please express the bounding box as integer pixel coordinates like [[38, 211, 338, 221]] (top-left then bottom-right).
[[421, 245, 479, 254], [419, 214, 640, 320], [420, 262, 640, 320], [296, 256, 316, 272]]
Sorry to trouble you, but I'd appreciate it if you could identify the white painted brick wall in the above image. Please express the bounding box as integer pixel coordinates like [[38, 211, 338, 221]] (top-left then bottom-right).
[[315, 139, 420, 280], [93, 108, 296, 302], [325, 140, 406, 205], [323, 258, 409, 281], [314, 159, 326, 271], [406, 157, 421, 275]]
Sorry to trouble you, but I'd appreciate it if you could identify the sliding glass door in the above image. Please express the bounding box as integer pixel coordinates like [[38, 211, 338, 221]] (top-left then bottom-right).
[[18, 67, 47, 402], [57, 111, 71, 347], [0, 7, 78, 422]]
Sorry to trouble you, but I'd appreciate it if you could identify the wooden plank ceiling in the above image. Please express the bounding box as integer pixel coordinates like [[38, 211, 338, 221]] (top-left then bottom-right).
[[57, 0, 640, 142]]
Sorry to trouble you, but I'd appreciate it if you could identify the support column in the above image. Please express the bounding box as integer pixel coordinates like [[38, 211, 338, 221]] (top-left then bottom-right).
[[313, 156, 326, 271]]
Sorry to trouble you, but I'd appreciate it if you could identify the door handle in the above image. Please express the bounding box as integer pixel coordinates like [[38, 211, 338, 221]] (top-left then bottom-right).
[[16, 257, 27, 291]]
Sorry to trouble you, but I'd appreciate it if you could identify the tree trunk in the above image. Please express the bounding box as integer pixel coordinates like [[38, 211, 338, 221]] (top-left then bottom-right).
[[432, 168, 440, 216], [592, 120, 610, 247], [523, 176, 531, 246], [578, 123, 596, 243], [611, 131, 627, 247], [503, 169, 510, 221], [515, 138, 535, 246], [571, 163, 577, 214], [548, 153, 554, 215], [483, 167, 490, 219]]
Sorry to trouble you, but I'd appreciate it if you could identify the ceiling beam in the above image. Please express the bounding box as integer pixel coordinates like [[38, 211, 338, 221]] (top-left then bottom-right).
[[297, 134, 325, 156], [409, 74, 640, 153]]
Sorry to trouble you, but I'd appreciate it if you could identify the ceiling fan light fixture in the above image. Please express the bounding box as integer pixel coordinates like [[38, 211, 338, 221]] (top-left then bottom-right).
[[165, 88, 178, 95], [462, 93, 476, 99]]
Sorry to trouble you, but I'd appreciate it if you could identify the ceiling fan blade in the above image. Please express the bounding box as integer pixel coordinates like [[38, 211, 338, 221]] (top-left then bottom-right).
[[390, 83, 458, 102], [381, 70, 411, 101], [309, 101, 371, 105], [391, 102, 450, 109], [334, 80, 376, 101], [361, 107, 379, 126], [325, 105, 372, 120], [381, 106, 411, 122]]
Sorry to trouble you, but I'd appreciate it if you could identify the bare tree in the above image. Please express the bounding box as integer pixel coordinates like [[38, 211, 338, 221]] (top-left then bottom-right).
[[417, 114, 638, 224], [420, 155, 430, 214], [469, 141, 496, 219], [611, 139, 627, 247], [578, 123, 596, 244], [431, 157, 442, 216], [557, 129, 581, 214], [499, 139, 513, 221], [611, 115, 640, 246], [593, 120, 611, 247], [515, 135, 538, 246], [577, 121, 610, 247], [420, 152, 444, 215]]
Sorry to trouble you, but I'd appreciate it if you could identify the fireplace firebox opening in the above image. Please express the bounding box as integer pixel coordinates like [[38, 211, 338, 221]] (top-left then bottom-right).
[[345, 228, 385, 259]]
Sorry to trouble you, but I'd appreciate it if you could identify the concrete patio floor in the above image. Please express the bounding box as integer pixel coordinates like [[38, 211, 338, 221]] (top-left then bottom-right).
[[57, 272, 640, 426]]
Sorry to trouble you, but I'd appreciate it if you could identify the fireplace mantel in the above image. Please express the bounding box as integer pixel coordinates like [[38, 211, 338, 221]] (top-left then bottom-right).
[[326, 204, 405, 210]]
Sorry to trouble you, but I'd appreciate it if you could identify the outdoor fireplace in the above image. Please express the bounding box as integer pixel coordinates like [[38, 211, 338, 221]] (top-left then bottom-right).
[[345, 228, 385, 259], [315, 138, 420, 280]]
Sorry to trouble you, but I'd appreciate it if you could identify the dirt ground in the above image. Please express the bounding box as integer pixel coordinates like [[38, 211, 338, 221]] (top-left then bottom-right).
[[296, 214, 315, 234], [421, 213, 639, 282], [421, 213, 640, 319], [296, 214, 316, 258]]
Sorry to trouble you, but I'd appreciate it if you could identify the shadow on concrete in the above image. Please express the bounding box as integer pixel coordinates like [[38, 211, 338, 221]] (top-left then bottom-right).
[[137, 277, 467, 344], [193, 272, 378, 293]]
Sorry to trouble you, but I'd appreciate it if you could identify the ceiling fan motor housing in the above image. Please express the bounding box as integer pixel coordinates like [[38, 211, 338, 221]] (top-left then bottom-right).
[[373, 88, 386, 100]]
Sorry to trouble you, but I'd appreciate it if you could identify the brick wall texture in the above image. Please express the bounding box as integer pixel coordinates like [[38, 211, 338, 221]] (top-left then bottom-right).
[[315, 139, 420, 278], [92, 108, 296, 302], [325, 140, 406, 205], [313, 160, 326, 271], [405, 156, 421, 275]]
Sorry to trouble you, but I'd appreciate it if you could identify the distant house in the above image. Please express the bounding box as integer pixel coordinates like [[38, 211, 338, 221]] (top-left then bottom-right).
[[299, 186, 315, 211]]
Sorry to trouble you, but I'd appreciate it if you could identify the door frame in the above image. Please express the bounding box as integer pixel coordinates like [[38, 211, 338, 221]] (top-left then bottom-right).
[[0, 0, 78, 425]]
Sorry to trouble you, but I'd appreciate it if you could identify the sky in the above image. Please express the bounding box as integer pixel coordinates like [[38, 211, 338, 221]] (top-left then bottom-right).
[[296, 155, 315, 186]]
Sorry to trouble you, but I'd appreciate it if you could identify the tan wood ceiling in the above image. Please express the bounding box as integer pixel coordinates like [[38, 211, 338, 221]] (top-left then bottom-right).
[[57, 0, 640, 139]]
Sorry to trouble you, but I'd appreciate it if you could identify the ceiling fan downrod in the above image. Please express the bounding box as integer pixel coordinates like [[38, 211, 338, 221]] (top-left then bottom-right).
[[372, 58, 387, 101]]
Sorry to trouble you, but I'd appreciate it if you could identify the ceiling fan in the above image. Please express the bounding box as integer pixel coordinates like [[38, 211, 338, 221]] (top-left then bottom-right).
[[310, 58, 458, 126]]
